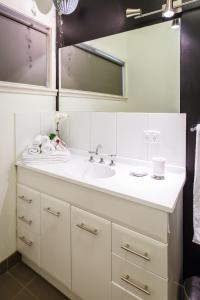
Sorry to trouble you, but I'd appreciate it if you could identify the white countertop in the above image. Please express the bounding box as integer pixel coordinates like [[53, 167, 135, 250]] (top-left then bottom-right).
[[17, 152, 186, 213]]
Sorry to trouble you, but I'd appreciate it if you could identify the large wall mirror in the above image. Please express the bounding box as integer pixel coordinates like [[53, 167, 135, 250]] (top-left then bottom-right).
[[59, 20, 180, 113]]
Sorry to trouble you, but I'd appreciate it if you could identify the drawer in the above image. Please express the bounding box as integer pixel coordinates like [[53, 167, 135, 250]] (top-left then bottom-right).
[[17, 224, 40, 266], [17, 184, 40, 214], [112, 224, 168, 279], [112, 282, 140, 300], [112, 254, 168, 300], [17, 204, 40, 234]]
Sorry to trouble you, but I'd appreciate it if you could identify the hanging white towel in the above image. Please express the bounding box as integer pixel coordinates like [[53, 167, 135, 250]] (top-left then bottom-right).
[[193, 124, 200, 244]]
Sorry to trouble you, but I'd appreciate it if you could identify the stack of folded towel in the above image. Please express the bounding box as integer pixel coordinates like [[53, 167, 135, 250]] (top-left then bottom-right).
[[19, 135, 70, 165]]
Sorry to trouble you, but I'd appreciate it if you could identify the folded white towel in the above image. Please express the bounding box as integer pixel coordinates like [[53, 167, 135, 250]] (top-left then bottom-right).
[[19, 134, 71, 166], [33, 135, 42, 147], [20, 149, 71, 165], [41, 142, 55, 154], [193, 124, 200, 245], [41, 135, 50, 145], [27, 146, 41, 155]]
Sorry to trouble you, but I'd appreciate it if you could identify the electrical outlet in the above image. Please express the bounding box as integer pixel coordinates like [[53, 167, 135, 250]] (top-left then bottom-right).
[[144, 130, 161, 144]]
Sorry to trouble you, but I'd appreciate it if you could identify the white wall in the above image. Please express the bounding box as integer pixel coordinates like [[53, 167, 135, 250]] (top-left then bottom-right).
[[0, 0, 56, 262], [60, 21, 180, 113]]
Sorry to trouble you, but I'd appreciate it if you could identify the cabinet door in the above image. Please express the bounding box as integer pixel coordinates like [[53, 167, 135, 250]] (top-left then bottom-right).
[[71, 206, 111, 300], [41, 194, 71, 288]]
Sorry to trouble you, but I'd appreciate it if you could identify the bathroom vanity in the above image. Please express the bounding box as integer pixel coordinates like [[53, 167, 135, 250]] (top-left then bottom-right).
[[16, 154, 185, 300]]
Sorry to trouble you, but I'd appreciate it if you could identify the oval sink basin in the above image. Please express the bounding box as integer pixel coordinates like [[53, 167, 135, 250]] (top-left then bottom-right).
[[84, 164, 115, 179], [64, 160, 115, 179]]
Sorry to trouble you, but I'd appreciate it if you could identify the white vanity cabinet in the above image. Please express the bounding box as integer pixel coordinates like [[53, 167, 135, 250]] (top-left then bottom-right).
[[71, 207, 111, 300], [17, 166, 183, 300], [40, 194, 71, 288]]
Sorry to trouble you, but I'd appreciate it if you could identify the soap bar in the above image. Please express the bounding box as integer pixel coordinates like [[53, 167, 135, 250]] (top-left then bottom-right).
[[130, 167, 148, 177]]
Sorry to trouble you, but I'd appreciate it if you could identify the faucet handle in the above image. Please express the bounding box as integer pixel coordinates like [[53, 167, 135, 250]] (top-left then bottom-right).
[[88, 151, 96, 163], [109, 154, 117, 166], [99, 155, 105, 164]]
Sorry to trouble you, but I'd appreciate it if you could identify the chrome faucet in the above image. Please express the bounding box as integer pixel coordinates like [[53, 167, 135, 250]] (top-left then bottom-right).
[[109, 154, 117, 166], [95, 144, 103, 156], [88, 151, 96, 162], [95, 144, 105, 164]]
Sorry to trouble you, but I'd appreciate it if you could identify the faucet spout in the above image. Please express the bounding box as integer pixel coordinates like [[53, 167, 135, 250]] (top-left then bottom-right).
[[95, 144, 103, 156]]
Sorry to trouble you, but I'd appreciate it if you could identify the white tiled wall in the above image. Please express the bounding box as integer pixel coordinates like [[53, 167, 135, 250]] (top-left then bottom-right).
[[91, 113, 117, 155], [15, 112, 186, 167], [15, 113, 41, 159], [117, 113, 148, 160], [148, 113, 186, 166], [66, 112, 91, 151], [40, 112, 56, 135], [63, 112, 186, 167], [15, 112, 55, 159]]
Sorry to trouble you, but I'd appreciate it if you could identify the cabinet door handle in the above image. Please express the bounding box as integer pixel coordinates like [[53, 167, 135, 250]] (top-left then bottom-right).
[[18, 216, 32, 225], [121, 244, 150, 261], [19, 236, 33, 247], [76, 223, 98, 236], [18, 195, 32, 204], [121, 275, 151, 295], [45, 207, 61, 217]]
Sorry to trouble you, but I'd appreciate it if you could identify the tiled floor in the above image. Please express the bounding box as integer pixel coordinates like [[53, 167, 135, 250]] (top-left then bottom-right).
[[0, 262, 70, 300]]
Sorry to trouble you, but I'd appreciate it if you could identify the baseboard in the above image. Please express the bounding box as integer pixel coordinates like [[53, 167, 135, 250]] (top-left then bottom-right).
[[0, 251, 21, 275]]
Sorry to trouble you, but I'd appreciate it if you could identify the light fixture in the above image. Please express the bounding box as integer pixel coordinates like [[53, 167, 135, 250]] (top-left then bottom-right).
[[126, 8, 142, 18], [171, 18, 180, 29], [126, 0, 200, 20], [53, 0, 79, 15], [163, 0, 175, 18]]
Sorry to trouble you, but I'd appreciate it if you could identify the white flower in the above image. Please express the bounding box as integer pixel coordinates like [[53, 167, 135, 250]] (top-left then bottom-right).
[[55, 112, 69, 123]]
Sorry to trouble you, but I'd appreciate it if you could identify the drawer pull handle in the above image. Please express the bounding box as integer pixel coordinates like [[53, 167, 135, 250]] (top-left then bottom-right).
[[121, 244, 150, 261], [19, 236, 33, 247], [18, 216, 32, 225], [45, 207, 61, 217], [121, 274, 151, 295], [76, 223, 98, 236], [18, 195, 32, 204]]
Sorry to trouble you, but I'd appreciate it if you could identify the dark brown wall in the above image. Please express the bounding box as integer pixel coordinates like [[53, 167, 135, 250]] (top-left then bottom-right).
[[61, 0, 166, 46], [181, 9, 200, 278]]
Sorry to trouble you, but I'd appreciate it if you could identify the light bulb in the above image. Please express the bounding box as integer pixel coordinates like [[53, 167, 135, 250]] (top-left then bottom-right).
[[163, 0, 175, 18], [163, 10, 175, 18]]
